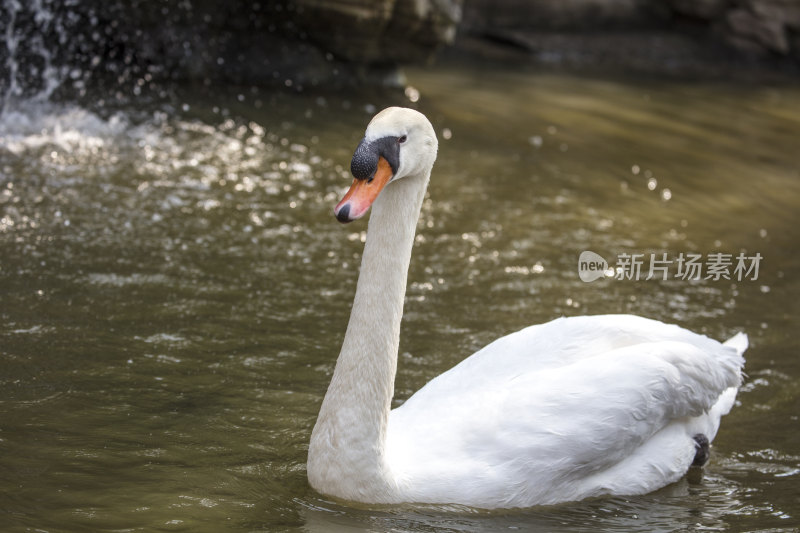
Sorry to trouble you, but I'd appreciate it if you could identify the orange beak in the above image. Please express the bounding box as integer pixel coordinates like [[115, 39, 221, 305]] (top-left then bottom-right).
[[334, 156, 394, 223]]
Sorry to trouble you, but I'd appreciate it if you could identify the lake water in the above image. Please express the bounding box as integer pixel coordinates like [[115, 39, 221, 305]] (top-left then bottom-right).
[[1, 60, 799, 531]]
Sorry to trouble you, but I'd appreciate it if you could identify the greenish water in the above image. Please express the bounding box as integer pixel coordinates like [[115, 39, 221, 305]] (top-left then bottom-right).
[[1, 62, 799, 531]]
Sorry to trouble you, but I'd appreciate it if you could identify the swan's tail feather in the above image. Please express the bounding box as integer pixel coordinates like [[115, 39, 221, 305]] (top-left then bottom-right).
[[711, 386, 738, 418], [723, 332, 748, 356], [705, 332, 747, 431]]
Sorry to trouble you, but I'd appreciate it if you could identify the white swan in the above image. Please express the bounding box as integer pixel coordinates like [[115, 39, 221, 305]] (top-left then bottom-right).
[[307, 107, 747, 508]]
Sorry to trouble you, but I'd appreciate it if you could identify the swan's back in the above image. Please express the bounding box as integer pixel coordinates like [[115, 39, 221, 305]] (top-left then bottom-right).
[[386, 314, 745, 508]]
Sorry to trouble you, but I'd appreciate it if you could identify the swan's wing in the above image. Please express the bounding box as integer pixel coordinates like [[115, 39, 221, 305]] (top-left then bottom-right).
[[426, 314, 734, 389], [387, 315, 745, 507]]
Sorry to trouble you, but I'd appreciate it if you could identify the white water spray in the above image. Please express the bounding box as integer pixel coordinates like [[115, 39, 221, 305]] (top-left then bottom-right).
[[1, 0, 73, 115]]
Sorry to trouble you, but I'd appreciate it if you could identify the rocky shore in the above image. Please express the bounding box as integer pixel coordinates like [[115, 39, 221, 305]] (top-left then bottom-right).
[[2, 0, 798, 101], [457, 0, 800, 79]]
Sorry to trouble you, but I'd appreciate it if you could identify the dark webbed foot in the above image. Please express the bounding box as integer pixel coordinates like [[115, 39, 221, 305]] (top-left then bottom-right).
[[692, 434, 710, 467]]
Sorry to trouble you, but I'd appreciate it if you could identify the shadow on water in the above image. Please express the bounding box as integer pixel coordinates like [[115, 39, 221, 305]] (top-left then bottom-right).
[[1, 10, 799, 530]]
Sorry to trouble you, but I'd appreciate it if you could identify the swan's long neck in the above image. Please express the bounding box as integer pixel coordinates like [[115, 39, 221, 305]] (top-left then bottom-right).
[[308, 171, 429, 501]]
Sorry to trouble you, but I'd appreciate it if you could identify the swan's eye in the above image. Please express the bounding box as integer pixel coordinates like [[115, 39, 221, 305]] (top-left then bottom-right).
[[398, 135, 407, 144]]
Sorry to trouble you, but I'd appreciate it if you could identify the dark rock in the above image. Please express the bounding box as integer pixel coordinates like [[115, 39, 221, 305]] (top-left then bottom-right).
[[726, 7, 789, 54], [454, 0, 799, 78], [667, 0, 800, 58], [670, 0, 728, 19], [748, 0, 800, 29], [293, 0, 462, 65], [1, 0, 463, 97], [462, 0, 661, 32]]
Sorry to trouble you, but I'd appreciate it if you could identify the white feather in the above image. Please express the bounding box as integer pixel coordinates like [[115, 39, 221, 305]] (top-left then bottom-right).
[[386, 315, 744, 507]]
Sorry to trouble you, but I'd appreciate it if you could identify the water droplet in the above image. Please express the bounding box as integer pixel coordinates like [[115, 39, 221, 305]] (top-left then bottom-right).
[[404, 86, 420, 103]]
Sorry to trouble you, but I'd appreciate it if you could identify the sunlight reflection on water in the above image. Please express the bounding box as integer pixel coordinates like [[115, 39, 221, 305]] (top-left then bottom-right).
[[1, 64, 799, 531]]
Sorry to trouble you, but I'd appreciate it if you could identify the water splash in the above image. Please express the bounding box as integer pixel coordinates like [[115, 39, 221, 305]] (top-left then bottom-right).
[[0, 100, 128, 155], [1, 0, 70, 114]]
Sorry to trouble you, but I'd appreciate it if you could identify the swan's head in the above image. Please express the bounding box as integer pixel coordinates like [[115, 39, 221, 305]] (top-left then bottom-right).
[[334, 107, 438, 223]]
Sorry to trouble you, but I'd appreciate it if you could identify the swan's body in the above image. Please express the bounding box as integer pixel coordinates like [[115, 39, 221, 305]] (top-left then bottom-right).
[[307, 107, 746, 508]]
